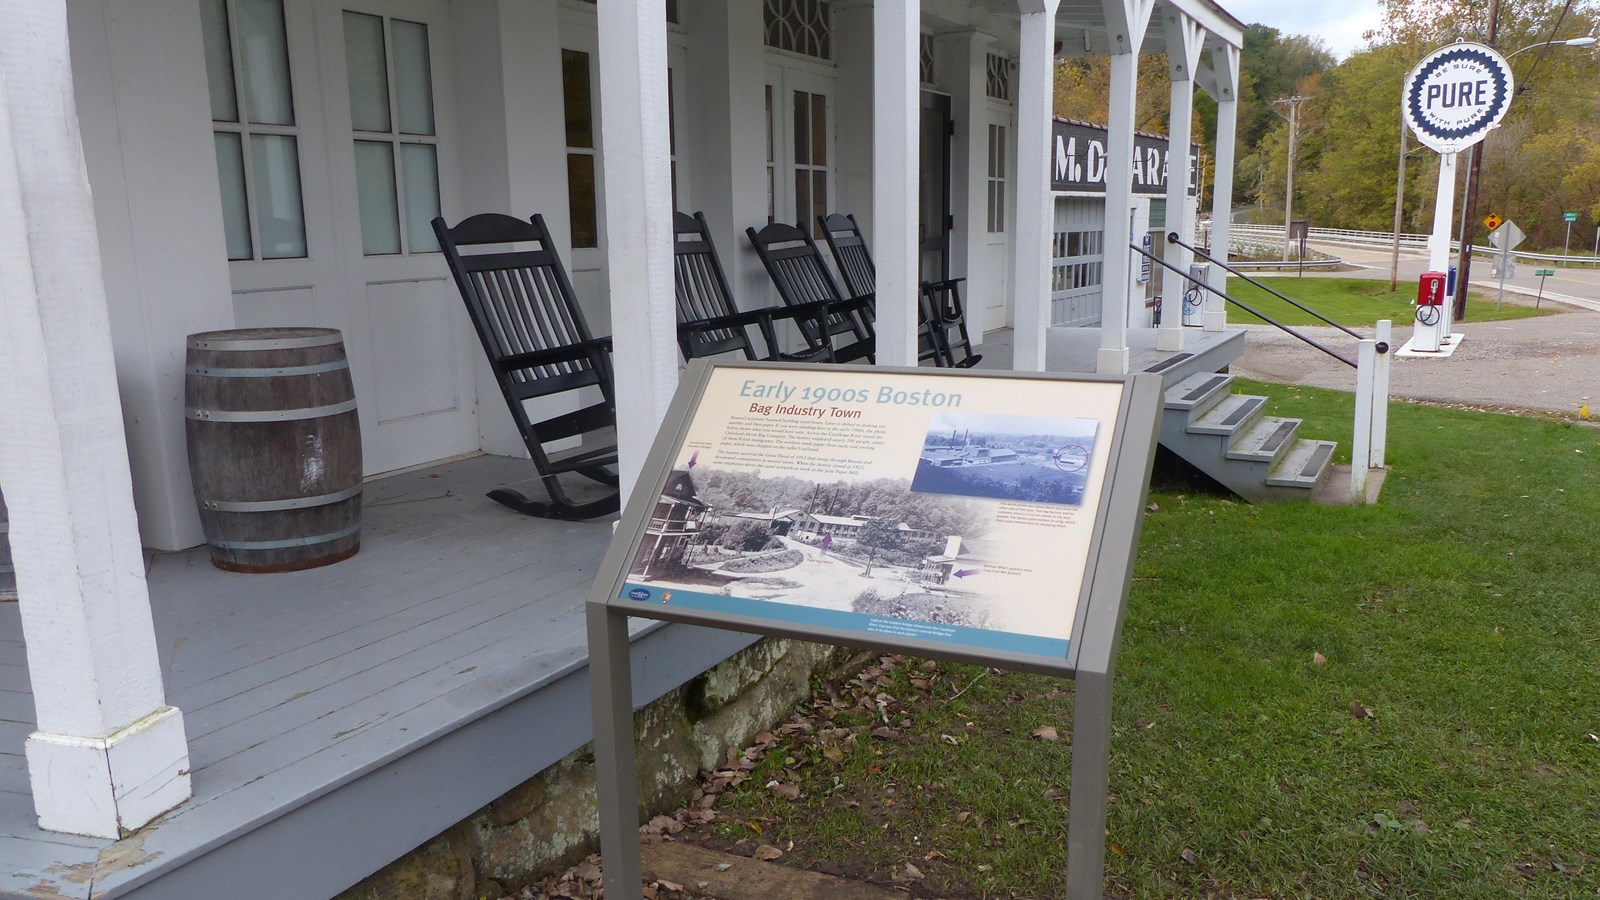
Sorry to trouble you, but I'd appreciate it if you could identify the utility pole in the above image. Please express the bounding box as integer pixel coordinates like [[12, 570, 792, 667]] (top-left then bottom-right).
[[1453, 0, 1500, 321], [1275, 96, 1309, 262], [1391, 110, 1408, 292]]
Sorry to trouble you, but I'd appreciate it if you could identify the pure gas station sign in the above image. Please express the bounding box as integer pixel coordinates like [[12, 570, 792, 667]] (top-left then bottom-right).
[[1403, 43, 1515, 153]]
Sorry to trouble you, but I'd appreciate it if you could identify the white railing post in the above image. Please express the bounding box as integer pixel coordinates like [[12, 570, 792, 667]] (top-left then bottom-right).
[[1352, 337, 1376, 503], [1371, 319, 1392, 468]]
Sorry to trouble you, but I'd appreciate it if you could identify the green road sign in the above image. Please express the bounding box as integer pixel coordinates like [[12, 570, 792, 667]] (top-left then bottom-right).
[[1536, 268, 1556, 276], [1564, 212, 1579, 222]]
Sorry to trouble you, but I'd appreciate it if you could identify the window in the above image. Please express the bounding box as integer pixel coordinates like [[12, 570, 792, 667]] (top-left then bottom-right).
[[343, 12, 442, 255], [792, 90, 829, 233], [920, 33, 935, 87], [764, 0, 831, 60], [561, 49, 599, 249], [986, 53, 1011, 101], [1051, 229, 1104, 325], [202, 0, 307, 260], [986, 124, 1007, 233]]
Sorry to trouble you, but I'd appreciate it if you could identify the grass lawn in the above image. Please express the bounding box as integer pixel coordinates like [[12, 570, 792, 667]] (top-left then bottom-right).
[[1223, 276, 1552, 327], [688, 383, 1600, 898]]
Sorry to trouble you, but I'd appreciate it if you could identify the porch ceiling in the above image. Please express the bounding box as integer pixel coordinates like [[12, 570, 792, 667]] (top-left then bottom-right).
[[948, 0, 1244, 56]]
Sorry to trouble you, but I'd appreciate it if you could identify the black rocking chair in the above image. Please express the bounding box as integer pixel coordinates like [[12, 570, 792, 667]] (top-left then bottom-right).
[[745, 222, 876, 364], [673, 211, 832, 363], [433, 212, 620, 520], [817, 212, 981, 369]]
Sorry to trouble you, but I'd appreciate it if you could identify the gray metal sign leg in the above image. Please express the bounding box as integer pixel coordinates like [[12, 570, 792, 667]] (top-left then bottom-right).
[[1066, 668, 1114, 900], [587, 603, 644, 896]]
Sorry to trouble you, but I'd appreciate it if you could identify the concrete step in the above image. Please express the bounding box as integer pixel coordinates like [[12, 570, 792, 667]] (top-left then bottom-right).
[[1266, 439, 1338, 490], [1163, 371, 1235, 422], [1225, 415, 1302, 466], [1187, 393, 1267, 437]]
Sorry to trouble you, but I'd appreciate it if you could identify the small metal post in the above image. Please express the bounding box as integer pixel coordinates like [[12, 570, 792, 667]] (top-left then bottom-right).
[[1353, 338, 1376, 502], [1371, 321, 1391, 469], [587, 602, 642, 895], [1066, 668, 1114, 900]]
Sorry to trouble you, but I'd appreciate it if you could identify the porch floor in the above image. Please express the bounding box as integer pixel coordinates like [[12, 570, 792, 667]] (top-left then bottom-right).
[[0, 325, 1242, 900], [1, 455, 757, 900]]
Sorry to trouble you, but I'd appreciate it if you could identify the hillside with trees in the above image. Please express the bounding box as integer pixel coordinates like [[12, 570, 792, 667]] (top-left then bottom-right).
[[1057, 0, 1600, 250]]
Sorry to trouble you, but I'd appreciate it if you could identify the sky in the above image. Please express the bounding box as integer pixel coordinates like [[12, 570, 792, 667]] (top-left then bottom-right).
[[1222, 0, 1386, 60]]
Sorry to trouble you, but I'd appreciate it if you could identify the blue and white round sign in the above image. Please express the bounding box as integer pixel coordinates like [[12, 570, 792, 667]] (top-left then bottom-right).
[[1403, 42, 1514, 153]]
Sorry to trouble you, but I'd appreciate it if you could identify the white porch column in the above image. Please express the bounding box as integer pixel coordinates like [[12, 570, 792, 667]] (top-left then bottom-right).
[[1203, 43, 1239, 331], [1010, 0, 1059, 372], [597, 0, 678, 506], [871, 0, 920, 366], [0, 2, 190, 839], [1097, 0, 1154, 375], [1159, 12, 1203, 352]]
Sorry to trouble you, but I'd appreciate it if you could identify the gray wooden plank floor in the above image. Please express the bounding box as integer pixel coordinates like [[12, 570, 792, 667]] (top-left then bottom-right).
[[0, 454, 622, 899]]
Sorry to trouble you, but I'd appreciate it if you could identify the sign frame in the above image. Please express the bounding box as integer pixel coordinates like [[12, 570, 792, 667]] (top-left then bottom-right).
[[586, 359, 1164, 900], [1402, 42, 1514, 154]]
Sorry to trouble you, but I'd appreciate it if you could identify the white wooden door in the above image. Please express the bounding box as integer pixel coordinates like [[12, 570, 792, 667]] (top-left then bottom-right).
[[317, 0, 476, 475], [764, 62, 836, 232]]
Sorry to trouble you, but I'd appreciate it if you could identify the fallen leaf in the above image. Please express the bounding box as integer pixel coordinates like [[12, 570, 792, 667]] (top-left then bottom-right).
[[923, 850, 945, 861], [1348, 700, 1373, 720], [743, 819, 764, 835], [715, 862, 734, 872], [1180, 848, 1198, 865], [1109, 841, 1128, 857], [892, 862, 925, 882], [754, 844, 784, 861], [822, 743, 845, 762], [870, 726, 900, 740], [1032, 725, 1060, 741], [957, 811, 971, 823], [1313, 651, 1327, 667], [1147, 502, 1160, 513], [644, 814, 684, 835], [643, 884, 658, 899], [767, 781, 801, 800], [658, 878, 683, 892]]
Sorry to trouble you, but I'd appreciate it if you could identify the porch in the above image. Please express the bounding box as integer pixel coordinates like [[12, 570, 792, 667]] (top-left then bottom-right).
[[0, 326, 1242, 899]]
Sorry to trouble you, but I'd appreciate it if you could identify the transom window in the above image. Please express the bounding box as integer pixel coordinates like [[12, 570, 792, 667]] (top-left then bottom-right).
[[986, 53, 1011, 101], [343, 11, 442, 255], [202, 0, 308, 261], [764, 0, 831, 60]]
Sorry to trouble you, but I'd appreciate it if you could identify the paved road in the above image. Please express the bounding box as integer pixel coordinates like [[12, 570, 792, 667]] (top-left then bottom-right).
[[1230, 241, 1600, 415], [1306, 240, 1600, 311]]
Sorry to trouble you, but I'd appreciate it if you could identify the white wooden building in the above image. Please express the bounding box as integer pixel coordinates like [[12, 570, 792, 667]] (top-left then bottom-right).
[[0, 0, 1246, 895]]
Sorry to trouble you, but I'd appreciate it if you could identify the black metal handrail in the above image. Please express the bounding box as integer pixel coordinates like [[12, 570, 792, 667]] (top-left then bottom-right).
[[1128, 241, 1361, 369], [1168, 232, 1365, 340]]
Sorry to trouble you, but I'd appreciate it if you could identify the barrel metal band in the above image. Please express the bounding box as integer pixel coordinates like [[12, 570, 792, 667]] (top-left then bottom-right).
[[186, 360, 350, 378], [209, 522, 362, 551], [200, 485, 363, 513], [186, 398, 359, 422], [188, 333, 344, 351]]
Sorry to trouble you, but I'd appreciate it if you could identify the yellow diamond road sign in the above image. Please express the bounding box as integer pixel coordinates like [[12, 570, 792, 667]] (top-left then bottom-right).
[[1484, 213, 1503, 231]]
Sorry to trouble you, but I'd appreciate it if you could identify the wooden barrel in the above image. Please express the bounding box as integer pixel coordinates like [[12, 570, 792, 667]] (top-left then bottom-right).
[[0, 484, 14, 596], [185, 328, 363, 573]]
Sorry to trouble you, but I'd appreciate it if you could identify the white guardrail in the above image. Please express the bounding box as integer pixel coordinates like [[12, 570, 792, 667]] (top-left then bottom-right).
[[1205, 222, 1600, 267]]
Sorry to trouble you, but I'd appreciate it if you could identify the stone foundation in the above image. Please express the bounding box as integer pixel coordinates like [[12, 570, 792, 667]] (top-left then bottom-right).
[[335, 638, 853, 900]]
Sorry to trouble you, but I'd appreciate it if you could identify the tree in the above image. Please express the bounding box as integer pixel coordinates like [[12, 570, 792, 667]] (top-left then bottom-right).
[[855, 519, 905, 578]]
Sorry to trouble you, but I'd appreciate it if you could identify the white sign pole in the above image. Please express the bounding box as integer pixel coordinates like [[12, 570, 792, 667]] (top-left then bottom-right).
[[1427, 151, 1458, 273]]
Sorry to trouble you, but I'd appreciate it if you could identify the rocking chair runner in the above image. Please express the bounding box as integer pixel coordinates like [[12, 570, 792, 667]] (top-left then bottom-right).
[[745, 222, 876, 364], [816, 212, 981, 369], [673, 211, 832, 363], [432, 212, 620, 520]]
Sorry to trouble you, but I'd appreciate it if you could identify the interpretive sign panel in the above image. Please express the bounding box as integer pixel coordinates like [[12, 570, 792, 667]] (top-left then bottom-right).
[[596, 361, 1160, 676], [587, 360, 1163, 900]]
